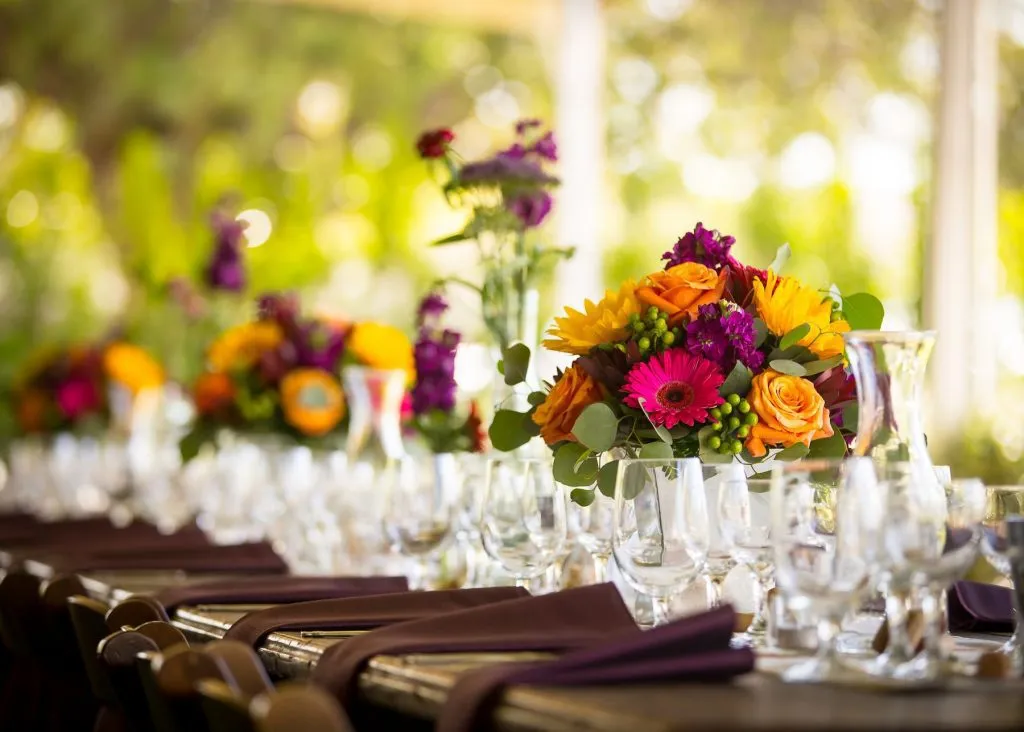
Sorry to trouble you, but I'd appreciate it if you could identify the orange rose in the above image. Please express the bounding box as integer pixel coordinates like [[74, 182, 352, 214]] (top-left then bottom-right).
[[531, 363, 605, 445], [194, 372, 237, 416], [280, 369, 346, 437], [635, 262, 728, 326], [745, 369, 833, 458]]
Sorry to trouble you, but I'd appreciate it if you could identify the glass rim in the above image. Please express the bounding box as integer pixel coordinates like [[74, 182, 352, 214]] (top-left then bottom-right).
[[613, 457, 701, 465], [985, 485, 1024, 492], [484, 456, 554, 465], [843, 329, 937, 342], [771, 457, 862, 472]]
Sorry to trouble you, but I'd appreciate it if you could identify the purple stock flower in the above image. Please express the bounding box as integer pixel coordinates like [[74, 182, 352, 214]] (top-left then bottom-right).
[[460, 155, 559, 186], [685, 303, 764, 374], [205, 212, 247, 292], [295, 321, 346, 372], [412, 325, 460, 416], [507, 191, 553, 228], [417, 292, 449, 325], [515, 119, 542, 135], [530, 131, 558, 162], [663, 222, 739, 272]]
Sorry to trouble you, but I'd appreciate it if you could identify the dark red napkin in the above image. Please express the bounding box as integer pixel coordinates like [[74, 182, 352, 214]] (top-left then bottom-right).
[[223, 587, 529, 648], [948, 580, 1015, 633], [155, 575, 410, 613], [51, 540, 287, 574], [437, 604, 754, 732], [310, 583, 639, 709]]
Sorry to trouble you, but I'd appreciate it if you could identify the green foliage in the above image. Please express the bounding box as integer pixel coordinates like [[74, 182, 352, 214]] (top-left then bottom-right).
[[571, 402, 619, 452], [553, 442, 599, 487], [501, 343, 531, 386], [841, 293, 886, 331], [779, 323, 811, 351], [488, 408, 535, 452], [719, 362, 753, 396], [768, 359, 807, 377]]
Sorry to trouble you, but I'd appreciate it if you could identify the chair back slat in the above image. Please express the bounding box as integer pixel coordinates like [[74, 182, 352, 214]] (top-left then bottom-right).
[[135, 621, 189, 652], [68, 595, 115, 702], [252, 684, 354, 732], [154, 647, 232, 732], [99, 631, 161, 732], [106, 597, 169, 632], [203, 640, 273, 701], [197, 679, 258, 732]]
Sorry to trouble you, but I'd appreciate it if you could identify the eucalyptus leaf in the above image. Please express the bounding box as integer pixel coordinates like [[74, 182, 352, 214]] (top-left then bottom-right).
[[571, 402, 619, 452], [620, 462, 648, 500], [488, 409, 533, 452], [502, 343, 531, 386], [553, 443, 599, 487], [179, 424, 215, 463], [527, 391, 547, 407], [842, 292, 885, 331], [769, 359, 807, 377], [720, 362, 753, 396], [753, 318, 769, 348], [638, 441, 674, 461], [634, 397, 671, 443], [597, 460, 620, 498], [769, 242, 791, 273], [775, 443, 811, 461], [779, 323, 811, 351], [801, 355, 845, 376], [570, 488, 597, 507], [521, 412, 541, 438], [842, 403, 859, 430], [807, 431, 848, 459]]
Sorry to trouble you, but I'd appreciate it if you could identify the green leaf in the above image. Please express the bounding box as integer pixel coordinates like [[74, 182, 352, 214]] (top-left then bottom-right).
[[801, 355, 845, 376], [769, 242, 791, 273], [779, 323, 811, 351], [502, 343, 531, 386], [178, 424, 214, 463], [496, 360, 504, 375], [553, 443, 599, 487], [527, 391, 547, 407], [639, 441, 674, 461], [633, 397, 671, 443], [521, 411, 541, 438], [597, 460, 620, 499], [720, 362, 753, 396], [571, 402, 619, 452], [769, 359, 807, 377], [807, 431, 848, 459], [842, 403, 859, 430], [431, 231, 469, 246], [775, 443, 810, 461], [842, 292, 885, 330], [619, 462, 649, 500], [570, 488, 597, 507], [488, 409, 533, 451], [753, 318, 769, 348]]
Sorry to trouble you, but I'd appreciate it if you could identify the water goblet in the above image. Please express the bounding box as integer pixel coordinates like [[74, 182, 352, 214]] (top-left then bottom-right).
[[980, 484, 1024, 672], [718, 475, 773, 645], [572, 493, 615, 584], [480, 457, 568, 587], [772, 458, 878, 682], [704, 465, 738, 608], [612, 457, 709, 626]]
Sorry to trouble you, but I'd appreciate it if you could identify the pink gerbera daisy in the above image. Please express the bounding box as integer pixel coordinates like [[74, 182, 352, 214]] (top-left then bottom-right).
[[622, 349, 725, 429]]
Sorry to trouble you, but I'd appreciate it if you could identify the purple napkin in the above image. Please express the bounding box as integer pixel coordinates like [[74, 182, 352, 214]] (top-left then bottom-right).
[[948, 580, 1015, 633], [223, 587, 529, 648], [437, 604, 753, 732], [155, 575, 410, 614], [310, 583, 640, 710], [54, 541, 287, 574]]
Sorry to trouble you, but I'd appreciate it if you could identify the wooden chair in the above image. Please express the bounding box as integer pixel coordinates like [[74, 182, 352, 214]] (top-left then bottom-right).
[[197, 679, 258, 732], [151, 646, 232, 732], [38, 575, 100, 729], [135, 621, 189, 652], [68, 595, 116, 703], [202, 640, 273, 700], [98, 630, 162, 732], [251, 684, 354, 732], [106, 596, 170, 632]]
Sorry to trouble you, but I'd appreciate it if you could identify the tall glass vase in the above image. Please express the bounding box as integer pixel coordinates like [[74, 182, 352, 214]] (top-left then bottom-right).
[[342, 366, 408, 478], [844, 330, 941, 674]]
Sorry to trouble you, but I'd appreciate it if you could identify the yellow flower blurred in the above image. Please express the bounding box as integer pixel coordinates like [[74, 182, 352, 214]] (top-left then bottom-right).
[[207, 321, 284, 373], [542, 281, 641, 356], [346, 322, 415, 378], [752, 271, 850, 359], [103, 343, 165, 394], [280, 368, 346, 437]]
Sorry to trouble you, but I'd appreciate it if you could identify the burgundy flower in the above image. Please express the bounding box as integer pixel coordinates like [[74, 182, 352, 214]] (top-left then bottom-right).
[[295, 321, 345, 372], [727, 264, 767, 305], [416, 128, 455, 159], [55, 377, 102, 421]]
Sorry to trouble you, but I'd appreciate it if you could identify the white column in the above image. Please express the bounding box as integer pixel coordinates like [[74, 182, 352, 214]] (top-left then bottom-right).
[[537, 0, 606, 381], [924, 0, 999, 448]]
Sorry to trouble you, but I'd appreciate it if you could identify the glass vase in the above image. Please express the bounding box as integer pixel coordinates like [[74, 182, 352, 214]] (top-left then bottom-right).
[[844, 330, 941, 675], [342, 366, 408, 478]]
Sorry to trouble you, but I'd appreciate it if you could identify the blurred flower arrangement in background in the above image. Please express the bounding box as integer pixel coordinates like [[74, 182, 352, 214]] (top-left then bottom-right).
[[14, 341, 164, 436]]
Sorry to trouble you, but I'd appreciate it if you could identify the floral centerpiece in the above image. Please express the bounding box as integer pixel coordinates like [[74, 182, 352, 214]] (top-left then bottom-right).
[[416, 120, 571, 381], [488, 222, 884, 504], [180, 293, 348, 459], [14, 341, 164, 436]]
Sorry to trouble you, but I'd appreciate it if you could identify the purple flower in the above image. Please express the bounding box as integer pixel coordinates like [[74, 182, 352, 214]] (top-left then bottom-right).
[[295, 321, 346, 372], [529, 132, 558, 162], [663, 222, 739, 272], [685, 303, 764, 374], [515, 119, 542, 135], [507, 191, 553, 228], [412, 325, 461, 416], [205, 212, 247, 292], [459, 155, 559, 187], [417, 292, 449, 325]]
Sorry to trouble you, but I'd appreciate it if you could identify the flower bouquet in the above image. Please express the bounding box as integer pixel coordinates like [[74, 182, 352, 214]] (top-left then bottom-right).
[[488, 222, 884, 504], [416, 120, 572, 372], [14, 341, 165, 436]]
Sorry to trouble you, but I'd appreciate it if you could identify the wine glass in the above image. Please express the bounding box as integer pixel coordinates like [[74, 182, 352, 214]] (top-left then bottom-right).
[[718, 474, 773, 645], [612, 457, 709, 626], [980, 484, 1024, 672], [772, 458, 878, 681], [572, 492, 615, 584], [382, 453, 458, 588], [480, 457, 568, 587], [704, 465, 739, 608]]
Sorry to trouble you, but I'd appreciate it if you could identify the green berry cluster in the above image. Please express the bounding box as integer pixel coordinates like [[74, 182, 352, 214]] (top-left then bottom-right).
[[627, 307, 683, 355], [829, 298, 844, 323], [705, 393, 759, 456]]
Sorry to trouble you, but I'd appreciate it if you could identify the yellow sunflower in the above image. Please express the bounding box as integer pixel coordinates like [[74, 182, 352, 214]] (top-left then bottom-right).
[[207, 321, 284, 373], [346, 322, 415, 378], [103, 343, 165, 394], [752, 271, 850, 359], [542, 280, 641, 356]]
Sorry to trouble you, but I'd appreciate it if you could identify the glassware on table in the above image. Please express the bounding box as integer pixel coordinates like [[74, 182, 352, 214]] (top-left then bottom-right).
[[704, 465, 739, 609], [718, 474, 773, 645], [612, 457, 709, 627], [571, 492, 615, 585], [480, 457, 567, 587], [980, 484, 1024, 673], [771, 458, 879, 681]]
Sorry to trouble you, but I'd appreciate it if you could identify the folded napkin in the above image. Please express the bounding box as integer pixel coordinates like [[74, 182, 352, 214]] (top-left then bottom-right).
[[53, 541, 287, 574], [948, 580, 1015, 633], [310, 583, 639, 709], [438, 604, 755, 732], [223, 586, 529, 648], [155, 575, 410, 613]]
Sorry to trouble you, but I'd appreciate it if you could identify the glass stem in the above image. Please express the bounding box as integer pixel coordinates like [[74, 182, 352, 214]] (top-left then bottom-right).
[[815, 611, 841, 667], [593, 553, 610, 585], [748, 571, 770, 635], [706, 574, 726, 609], [882, 588, 914, 664], [920, 586, 946, 662], [651, 596, 674, 626]]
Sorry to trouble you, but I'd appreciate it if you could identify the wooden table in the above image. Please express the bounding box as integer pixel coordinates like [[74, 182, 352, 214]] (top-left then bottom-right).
[[67, 569, 1024, 732]]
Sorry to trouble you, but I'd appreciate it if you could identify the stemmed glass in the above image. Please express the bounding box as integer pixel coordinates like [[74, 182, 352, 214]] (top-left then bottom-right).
[[980, 484, 1024, 673], [572, 493, 615, 584], [718, 475, 773, 645], [382, 454, 458, 589], [612, 457, 709, 626], [772, 458, 878, 682], [704, 465, 738, 608], [480, 457, 568, 587]]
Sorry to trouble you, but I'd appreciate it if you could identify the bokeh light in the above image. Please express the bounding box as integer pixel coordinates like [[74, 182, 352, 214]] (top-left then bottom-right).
[[237, 209, 273, 248]]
